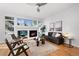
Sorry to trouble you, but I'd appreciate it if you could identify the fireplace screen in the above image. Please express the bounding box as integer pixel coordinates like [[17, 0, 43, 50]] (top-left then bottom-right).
[[29, 30, 37, 37], [18, 31, 27, 37]]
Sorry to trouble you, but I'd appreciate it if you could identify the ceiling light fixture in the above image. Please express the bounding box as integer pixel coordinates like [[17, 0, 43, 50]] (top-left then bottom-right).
[[26, 3, 47, 12], [36, 3, 47, 12]]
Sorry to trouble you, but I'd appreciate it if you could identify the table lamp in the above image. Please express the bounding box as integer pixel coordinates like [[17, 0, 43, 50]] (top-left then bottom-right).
[[63, 33, 71, 39]]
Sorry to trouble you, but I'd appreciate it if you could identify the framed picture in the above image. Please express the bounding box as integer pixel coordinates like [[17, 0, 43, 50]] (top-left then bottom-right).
[[49, 23, 55, 31], [49, 20, 62, 32], [54, 20, 62, 31]]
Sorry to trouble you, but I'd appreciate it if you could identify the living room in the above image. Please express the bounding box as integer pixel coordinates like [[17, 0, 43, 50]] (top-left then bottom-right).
[[0, 3, 79, 56]]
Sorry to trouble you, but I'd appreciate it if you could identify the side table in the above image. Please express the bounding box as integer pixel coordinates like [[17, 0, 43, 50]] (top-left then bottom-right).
[[34, 38, 40, 46], [64, 38, 73, 48], [68, 38, 73, 48], [36, 40, 39, 46]]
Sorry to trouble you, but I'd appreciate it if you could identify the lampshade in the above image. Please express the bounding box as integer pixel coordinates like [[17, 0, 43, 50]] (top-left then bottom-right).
[[63, 33, 72, 39]]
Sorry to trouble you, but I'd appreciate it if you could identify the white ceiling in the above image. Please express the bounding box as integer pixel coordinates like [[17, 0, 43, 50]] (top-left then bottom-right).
[[0, 3, 79, 19]]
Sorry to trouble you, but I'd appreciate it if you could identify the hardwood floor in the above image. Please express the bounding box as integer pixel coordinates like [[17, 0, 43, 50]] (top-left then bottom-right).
[[48, 43, 79, 56], [0, 41, 79, 56]]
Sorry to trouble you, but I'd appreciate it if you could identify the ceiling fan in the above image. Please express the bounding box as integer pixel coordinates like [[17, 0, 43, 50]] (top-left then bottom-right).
[[27, 3, 47, 12], [36, 3, 47, 12], [36, 3, 47, 7]]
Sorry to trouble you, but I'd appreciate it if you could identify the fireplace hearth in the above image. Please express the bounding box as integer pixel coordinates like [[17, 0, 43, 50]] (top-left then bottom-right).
[[29, 30, 37, 37]]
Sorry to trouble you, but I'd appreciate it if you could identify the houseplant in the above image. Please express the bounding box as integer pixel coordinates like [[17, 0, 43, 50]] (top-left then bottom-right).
[[40, 25, 46, 44]]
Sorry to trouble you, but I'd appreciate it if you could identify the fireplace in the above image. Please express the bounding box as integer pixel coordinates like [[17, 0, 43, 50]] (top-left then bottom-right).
[[18, 30, 27, 37], [29, 30, 37, 37]]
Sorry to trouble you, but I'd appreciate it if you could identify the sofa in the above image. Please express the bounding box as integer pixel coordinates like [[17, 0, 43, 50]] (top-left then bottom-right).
[[45, 32, 64, 45]]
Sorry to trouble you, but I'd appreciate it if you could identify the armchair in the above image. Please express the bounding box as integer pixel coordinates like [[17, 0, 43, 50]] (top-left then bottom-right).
[[5, 39, 30, 56]]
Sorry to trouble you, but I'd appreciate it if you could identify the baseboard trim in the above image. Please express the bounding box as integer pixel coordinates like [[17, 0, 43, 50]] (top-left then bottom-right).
[[64, 42, 79, 48]]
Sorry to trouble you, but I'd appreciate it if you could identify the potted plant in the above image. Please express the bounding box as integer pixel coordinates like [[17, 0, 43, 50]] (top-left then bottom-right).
[[40, 25, 46, 34], [40, 25, 46, 44]]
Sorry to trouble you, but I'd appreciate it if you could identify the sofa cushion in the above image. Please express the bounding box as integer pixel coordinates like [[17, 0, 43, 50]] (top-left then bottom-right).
[[48, 32, 53, 36], [48, 32, 57, 37], [55, 33, 61, 37], [52, 32, 57, 37]]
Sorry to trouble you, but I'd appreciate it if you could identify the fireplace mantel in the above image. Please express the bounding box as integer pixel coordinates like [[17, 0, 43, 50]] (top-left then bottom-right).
[[16, 26, 38, 30], [14, 26, 39, 39]]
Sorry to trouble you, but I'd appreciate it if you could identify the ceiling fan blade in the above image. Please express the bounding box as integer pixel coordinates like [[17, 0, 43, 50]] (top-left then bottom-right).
[[36, 3, 47, 7]]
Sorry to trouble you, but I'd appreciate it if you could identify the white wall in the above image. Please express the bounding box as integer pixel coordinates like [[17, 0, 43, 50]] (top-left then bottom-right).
[[44, 5, 79, 47], [0, 15, 5, 43]]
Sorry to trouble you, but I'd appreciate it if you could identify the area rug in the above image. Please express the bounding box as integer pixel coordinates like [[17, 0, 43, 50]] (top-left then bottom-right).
[[26, 40, 59, 56]]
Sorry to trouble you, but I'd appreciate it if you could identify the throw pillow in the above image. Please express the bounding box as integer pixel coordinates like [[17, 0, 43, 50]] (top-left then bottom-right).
[[55, 33, 60, 37]]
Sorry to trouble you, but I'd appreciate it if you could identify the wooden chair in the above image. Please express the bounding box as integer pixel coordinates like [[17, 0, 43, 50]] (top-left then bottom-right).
[[5, 39, 30, 56], [11, 34, 21, 41], [11, 34, 23, 44]]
